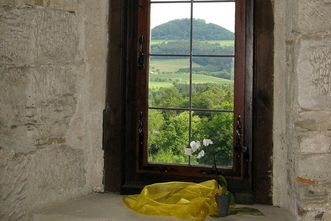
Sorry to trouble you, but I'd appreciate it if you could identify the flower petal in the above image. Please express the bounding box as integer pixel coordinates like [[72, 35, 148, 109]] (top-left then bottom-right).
[[197, 150, 205, 159], [203, 139, 213, 146], [190, 141, 201, 153]]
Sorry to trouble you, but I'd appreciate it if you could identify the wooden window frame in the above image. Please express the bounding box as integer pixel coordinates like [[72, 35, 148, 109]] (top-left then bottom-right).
[[135, 0, 248, 183], [103, 0, 273, 204]]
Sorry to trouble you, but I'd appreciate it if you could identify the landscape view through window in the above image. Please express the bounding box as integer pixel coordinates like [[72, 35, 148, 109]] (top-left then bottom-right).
[[147, 1, 235, 168]]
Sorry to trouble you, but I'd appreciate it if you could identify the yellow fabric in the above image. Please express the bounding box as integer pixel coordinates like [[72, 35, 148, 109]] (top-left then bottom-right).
[[123, 179, 221, 221]]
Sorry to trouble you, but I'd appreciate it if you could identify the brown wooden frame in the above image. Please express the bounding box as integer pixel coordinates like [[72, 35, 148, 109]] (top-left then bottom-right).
[[103, 0, 273, 204], [135, 0, 247, 180]]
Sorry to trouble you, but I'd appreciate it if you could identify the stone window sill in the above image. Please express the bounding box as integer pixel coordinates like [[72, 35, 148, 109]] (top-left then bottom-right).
[[33, 193, 295, 221]]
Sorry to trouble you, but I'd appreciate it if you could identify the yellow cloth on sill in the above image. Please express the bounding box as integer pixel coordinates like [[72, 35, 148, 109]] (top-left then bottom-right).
[[123, 179, 221, 221]]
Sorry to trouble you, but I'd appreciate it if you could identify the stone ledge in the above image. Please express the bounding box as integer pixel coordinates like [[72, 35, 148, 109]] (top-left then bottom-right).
[[33, 193, 295, 221]]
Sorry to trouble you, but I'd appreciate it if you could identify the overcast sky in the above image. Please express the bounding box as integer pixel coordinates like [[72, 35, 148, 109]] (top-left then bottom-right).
[[150, 2, 235, 32]]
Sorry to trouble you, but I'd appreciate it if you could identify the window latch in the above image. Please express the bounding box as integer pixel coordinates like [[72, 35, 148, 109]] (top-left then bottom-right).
[[138, 112, 144, 146], [138, 35, 145, 70], [235, 114, 242, 154]]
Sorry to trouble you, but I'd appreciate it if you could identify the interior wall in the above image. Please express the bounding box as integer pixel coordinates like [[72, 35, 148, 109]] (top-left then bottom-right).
[[273, 0, 331, 220], [0, 1, 108, 220]]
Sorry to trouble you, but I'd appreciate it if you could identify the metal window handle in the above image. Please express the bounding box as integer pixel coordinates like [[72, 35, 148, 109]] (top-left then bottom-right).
[[138, 35, 145, 70], [235, 114, 242, 153], [138, 112, 144, 146], [235, 115, 248, 153]]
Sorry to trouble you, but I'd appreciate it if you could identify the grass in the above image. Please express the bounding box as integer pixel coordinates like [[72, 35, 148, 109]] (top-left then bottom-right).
[[207, 40, 234, 47], [149, 73, 232, 89], [148, 43, 233, 89], [150, 39, 234, 47], [149, 81, 174, 89], [150, 58, 201, 73]]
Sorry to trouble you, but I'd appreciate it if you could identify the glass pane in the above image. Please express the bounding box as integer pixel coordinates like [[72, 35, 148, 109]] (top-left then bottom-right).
[[148, 109, 189, 165], [194, 0, 234, 2], [149, 56, 190, 108], [191, 111, 233, 168], [151, 0, 191, 3], [191, 56, 234, 110], [152, 0, 190, 1], [150, 3, 190, 55], [192, 2, 235, 55]]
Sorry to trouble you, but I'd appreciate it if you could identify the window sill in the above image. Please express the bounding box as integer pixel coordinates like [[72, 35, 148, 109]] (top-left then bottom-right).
[[33, 193, 294, 221]]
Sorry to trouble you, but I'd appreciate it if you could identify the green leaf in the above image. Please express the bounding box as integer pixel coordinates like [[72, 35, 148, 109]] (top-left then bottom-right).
[[229, 207, 264, 216]]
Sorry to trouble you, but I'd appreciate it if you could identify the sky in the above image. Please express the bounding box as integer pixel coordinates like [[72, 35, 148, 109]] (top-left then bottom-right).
[[150, 2, 235, 32]]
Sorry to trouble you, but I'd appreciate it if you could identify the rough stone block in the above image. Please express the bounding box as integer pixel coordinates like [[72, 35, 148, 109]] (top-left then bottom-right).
[[44, 0, 80, 12], [0, 64, 79, 153], [0, 0, 35, 7], [295, 0, 331, 33], [299, 132, 331, 154], [25, 64, 78, 145], [0, 7, 36, 65], [0, 6, 79, 66], [323, 209, 331, 221], [295, 111, 331, 131], [298, 154, 331, 181], [298, 183, 329, 204], [27, 145, 86, 208], [0, 66, 37, 153], [297, 201, 331, 221], [296, 38, 331, 110], [35, 9, 80, 64], [0, 146, 86, 221], [0, 148, 31, 221]]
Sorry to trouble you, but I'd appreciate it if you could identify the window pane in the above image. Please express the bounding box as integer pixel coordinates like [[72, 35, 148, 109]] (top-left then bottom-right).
[[149, 56, 190, 108], [194, 0, 235, 2], [152, 0, 190, 1], [148, 109, 189, 165], [191, 56, 234, 110], [192, 2, 235, 55], [150, 3, 190, 55], [191, 111, 233, 168]]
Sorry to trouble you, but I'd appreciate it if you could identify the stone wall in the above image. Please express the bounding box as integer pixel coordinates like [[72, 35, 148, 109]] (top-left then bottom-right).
[[273, 0, 331, 220], [0, 1, 108, 220]]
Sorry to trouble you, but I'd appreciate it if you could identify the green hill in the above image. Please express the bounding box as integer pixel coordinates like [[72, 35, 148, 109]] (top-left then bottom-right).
[[152, 18, 234, 40]]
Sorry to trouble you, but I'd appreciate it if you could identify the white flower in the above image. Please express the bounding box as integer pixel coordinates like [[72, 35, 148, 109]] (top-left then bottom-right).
[[184, 148, 192, 156], [197, 150, 205, 159], [190, 141, 201, 153], [203, 138, 213, 146]]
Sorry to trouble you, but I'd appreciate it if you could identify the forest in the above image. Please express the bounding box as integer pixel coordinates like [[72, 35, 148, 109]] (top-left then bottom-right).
[[148, 19, 235, 167]]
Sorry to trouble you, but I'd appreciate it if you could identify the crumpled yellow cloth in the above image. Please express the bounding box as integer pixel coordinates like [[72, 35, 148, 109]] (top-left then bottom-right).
[[123, 179, 221, 221]]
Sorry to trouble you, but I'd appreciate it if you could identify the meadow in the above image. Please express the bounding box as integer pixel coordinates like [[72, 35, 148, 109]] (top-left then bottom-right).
[[149, 57, 233, 89], [150, 39, 234, 47]]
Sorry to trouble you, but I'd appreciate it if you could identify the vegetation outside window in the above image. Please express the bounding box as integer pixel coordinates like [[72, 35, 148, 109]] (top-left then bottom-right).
[[135, 0, 248, 181]]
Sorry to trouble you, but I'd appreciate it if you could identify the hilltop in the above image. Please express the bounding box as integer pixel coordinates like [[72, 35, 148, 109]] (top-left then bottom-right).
[[151, 18, 234, 40]]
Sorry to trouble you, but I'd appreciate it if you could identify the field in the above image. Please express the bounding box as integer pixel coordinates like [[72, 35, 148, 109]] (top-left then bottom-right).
[[150, 58, 201, 72], [206, 40, 234, 47], [149, 73, 232, 89], [149, 58, 232, 89], [148, 39, 234, 89], [150, 39, 234, 47]]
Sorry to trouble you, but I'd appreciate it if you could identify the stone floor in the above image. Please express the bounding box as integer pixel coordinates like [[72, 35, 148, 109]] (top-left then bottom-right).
[[33, 193, 295, 221]]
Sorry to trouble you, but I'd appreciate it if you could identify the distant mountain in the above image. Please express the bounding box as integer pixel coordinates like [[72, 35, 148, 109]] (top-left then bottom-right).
[[151, 18, 234, 40]]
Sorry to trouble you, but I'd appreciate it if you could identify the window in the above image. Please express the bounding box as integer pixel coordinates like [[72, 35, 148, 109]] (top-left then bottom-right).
[[135, 0, 248, 179], [104, 0, 274, 203]]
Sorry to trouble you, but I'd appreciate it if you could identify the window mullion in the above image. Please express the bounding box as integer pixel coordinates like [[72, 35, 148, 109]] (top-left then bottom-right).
[[188, 0, 194, 165]]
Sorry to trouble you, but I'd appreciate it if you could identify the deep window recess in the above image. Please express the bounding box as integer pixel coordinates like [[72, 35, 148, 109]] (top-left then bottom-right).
[[104, 0, 274, 204], [135, 0, 249, 181]]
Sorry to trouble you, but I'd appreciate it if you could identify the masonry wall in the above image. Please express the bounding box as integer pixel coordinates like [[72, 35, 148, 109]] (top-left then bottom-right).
[[0, 1, 108, 220], [273, 0, 331, 220]]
